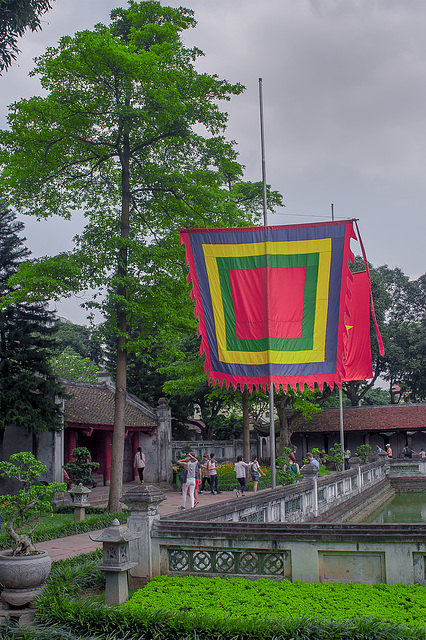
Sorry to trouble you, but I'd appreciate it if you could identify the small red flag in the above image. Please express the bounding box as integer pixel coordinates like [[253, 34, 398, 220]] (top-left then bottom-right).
[[343, 270, 373, 381]]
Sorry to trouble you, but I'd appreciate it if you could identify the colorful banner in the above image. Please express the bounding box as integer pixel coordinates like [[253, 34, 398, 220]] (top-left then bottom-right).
[[179, 221, 357, 392]]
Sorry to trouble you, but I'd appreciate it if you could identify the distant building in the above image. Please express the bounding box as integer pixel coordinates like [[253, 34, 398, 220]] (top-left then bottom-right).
[[290, 403, 426, 458], [0, 373, 172, 486]]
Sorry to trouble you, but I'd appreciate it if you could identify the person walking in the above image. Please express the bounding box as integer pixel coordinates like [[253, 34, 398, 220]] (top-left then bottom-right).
[[234, 455, 253, 497], [250, 455, 266, 493], [133, 447, 145, 484], [385, 444, 393, 458], [208, 453, 221, 494], [199, 454, 211, 494], [177, 452, 198, 510]]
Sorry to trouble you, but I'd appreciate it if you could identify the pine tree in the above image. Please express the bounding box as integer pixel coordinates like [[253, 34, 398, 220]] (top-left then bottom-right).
[[0, 201, 64, 449]]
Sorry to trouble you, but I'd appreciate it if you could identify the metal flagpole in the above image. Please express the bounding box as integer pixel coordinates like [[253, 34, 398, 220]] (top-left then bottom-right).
[[259, 78, 276, 488], [331, 203, 345, 469]]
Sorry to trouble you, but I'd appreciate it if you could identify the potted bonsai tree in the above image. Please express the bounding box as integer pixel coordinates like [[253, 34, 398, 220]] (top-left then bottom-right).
[[0, 451, 66, 607], [63, 446, 100, 488]]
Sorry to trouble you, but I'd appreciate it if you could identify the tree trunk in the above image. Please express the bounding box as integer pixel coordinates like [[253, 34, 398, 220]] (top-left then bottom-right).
[[108, 129, 130, 513], [277, 393, 291, 454]]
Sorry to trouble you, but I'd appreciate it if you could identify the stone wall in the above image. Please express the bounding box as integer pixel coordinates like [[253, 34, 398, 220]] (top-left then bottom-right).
[[152, 520, 426, 586], [122, 457, 426, 588]]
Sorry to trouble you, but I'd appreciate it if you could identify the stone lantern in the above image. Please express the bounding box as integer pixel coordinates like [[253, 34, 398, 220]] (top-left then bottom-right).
[[90, 519, 141, 605], [68, 483, 91, 522]]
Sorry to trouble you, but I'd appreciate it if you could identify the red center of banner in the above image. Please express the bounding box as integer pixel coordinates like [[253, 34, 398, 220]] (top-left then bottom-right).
[[230, 266, 306, 340]]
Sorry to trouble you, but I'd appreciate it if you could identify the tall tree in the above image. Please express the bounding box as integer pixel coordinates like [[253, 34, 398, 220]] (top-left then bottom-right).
[[0, 2, 265, 510], [0, 0, 53, 72], [0, 202, 64, 452]]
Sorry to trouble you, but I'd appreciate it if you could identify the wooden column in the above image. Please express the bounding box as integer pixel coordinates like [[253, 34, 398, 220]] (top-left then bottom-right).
[[104, 430, 113, 486], [66, 429, 78, 464]]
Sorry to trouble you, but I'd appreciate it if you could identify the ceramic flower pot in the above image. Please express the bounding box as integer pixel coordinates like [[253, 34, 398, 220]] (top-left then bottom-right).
[[0, 549, 52, 607]]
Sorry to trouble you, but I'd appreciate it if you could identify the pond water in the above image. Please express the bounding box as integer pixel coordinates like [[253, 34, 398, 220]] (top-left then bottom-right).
[[364, 493, 426, 523]]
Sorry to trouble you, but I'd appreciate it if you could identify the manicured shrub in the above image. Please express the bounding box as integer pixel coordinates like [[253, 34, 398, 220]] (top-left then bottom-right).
[[125, 575, 426, 634]]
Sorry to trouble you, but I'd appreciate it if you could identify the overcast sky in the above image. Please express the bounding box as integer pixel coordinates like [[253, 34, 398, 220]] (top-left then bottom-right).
[[1, 0, 425, 324]]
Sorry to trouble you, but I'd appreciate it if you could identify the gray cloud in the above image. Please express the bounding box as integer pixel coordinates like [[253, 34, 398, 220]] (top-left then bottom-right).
[[1, 0, 425, 322]]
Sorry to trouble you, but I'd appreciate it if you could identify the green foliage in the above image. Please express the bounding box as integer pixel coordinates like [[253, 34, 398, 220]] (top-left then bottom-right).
[[362, 387, 391, 405], [53, 320, 103, 365], [0, 0, 53, 73], [50, 347, 99, 382], [324, 443, 344, 471], [63, 447, 100, 487], [13, 560, 421, 640], [47, 548, 104, 594], [125, 575, 426, 634], [0, 510, 127, 550], [209, 412, 243, 440], [162, 335, 241, 440], [211, 462, 271, 492], [0, 2, 282, 510], [0, 204, 65, 436], [311, 447, 326, 464], [276, 452, 297, 485], [357, 444, 374, 463], [0, 451, 66, 554]]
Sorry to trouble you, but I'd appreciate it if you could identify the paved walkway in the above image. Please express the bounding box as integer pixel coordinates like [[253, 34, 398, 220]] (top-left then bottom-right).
[[36, 481, 236, 560]]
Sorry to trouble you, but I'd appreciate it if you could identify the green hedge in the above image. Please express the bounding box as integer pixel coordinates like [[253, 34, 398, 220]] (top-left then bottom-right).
[[28, 560, 426, 640], [2, 553, 425, 639], [126, 575, 426, 631]]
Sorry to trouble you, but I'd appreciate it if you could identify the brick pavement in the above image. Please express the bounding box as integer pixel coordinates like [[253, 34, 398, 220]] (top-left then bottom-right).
[[35, 481, 236, 561]]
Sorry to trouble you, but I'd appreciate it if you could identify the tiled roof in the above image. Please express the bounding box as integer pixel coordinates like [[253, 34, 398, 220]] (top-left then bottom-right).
[[292, 403, 426, 433], [63, 381, 157, 428]]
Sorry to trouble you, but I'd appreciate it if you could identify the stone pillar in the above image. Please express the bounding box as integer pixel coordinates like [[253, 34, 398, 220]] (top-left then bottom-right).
[[90, 519, 140, 605], [349, 457, 362, 492], [156, 398, 172, 483], [300, 465, 318, 517], [121, 484, 167, 589]]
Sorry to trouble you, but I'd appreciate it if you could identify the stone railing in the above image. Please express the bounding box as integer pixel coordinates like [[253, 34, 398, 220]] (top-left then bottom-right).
[[152, 520, 426, 587], [119, 481, 426, 588], [116, 459, 426, 590], [163, 459, 386, 525], [387, 457, 426, 476]]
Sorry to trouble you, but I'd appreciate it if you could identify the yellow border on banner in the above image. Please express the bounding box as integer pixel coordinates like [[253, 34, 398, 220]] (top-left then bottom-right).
[[203, 239, 332, 364]]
